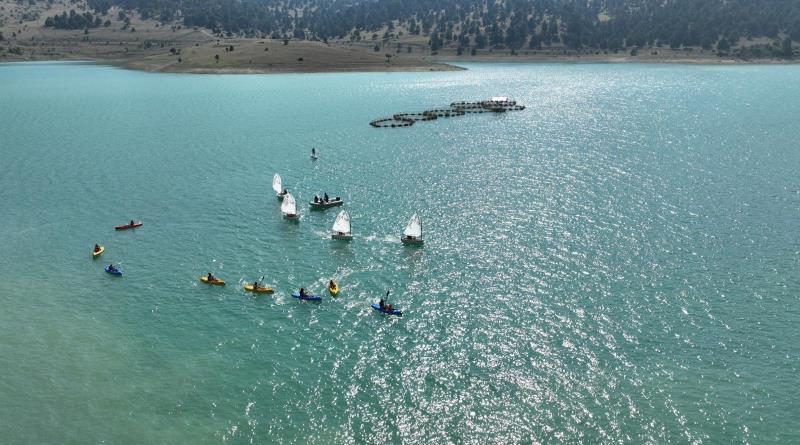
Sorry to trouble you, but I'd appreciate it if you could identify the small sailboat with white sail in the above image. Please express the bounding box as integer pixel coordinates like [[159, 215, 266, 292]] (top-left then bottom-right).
[[281, 192, 299, 220], [273, 173, 288, 200], [401, 213, 424, 246], [331, 210, 353, 241]]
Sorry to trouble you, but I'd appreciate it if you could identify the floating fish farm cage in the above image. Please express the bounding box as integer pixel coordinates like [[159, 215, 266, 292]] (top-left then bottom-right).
[[370, 97, 525, 128]]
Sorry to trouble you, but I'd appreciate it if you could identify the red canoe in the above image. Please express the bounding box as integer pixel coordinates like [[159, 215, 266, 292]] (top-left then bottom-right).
[[115, 222, 143, 230]]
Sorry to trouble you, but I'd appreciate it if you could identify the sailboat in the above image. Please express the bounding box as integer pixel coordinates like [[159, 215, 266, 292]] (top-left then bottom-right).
[[331, 210, 353, 240], [273, 173, 287, 200], [281, 192, 299, 220], [401, 213, 424, 245]]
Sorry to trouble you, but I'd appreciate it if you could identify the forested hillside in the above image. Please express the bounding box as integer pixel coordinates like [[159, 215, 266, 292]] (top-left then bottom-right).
[[50, 0, 799, 55]]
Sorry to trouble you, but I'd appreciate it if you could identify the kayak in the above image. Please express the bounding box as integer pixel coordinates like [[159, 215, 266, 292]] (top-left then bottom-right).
[[115, 222, 143, 230], [92, 246, 105, 258], [200, 276, 225, 285], [291, 292, 321, 301], [328, 281, 339, 296], [104, 265, 122, 276], [372, 303, 402, 316], [244, 284, 274, 293]]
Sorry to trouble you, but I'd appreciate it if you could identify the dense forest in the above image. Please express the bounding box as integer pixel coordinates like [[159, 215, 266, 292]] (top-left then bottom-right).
[[55, 0, 800, 54], [44, 10, 105, 29]]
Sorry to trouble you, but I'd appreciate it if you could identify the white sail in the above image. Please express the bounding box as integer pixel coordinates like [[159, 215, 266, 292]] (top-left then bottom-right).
[[332, 210, 351, 234], [272, 173, 282, 194], [403, 214, 422, 238], [281, 193, 296, 215]]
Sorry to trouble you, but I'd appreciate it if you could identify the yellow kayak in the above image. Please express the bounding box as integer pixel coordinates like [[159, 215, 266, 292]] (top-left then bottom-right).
[[244, 284, 274, 293], [200, 276, 225, 285], [92, 246, 105, 258], [328, 281, 339, 296]]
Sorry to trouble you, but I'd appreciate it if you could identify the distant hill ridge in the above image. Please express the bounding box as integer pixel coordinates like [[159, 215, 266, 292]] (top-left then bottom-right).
[[44, 0, 798, 56]]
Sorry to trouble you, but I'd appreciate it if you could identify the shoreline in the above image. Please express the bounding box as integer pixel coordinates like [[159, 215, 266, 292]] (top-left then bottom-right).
[[3, 54, 797, 75], [119, 60, 466, 75], [435, 54, 800, 66]]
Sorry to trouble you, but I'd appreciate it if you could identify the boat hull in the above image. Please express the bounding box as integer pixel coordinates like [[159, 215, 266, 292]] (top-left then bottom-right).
[[310, 199, 344, 210], [115, 222, 143, 230], [244, 284, 274, 293], [332, 233, 353, 241], [200, 276, 225, 285], [372, 303, 402, 316], [291, 292, 321, 301]]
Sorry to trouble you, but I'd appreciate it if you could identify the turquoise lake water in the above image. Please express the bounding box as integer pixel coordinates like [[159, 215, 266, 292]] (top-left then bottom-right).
[[1, 61, 799, 443]]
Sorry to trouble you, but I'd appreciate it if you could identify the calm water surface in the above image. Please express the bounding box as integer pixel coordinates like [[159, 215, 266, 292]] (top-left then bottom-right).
[[1, 61, 799, 444]]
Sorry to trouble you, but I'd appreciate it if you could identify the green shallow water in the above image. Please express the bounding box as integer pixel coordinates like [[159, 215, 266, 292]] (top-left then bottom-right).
[[1, 61, 799, 443]]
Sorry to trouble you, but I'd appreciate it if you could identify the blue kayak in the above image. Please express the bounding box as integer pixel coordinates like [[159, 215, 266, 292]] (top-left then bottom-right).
[[372, 303, 402, 316], [292, 292, 321, 301], [104, 265, 122, 276]]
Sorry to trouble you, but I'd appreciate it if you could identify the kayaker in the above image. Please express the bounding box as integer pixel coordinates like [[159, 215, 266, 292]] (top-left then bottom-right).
[[108, 264, 116, 272], [253, 281, 259, 290], [94, 244, 101, 253], [207, 272, 216, 282], [299, 287, 306, 297], [312, 148, 316, 156], [328, 280, 335, 289], [129, 220, 134, 226]]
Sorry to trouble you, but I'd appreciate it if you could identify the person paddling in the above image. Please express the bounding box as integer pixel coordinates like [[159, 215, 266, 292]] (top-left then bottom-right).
[[299, 287, 307, 298], [94, 244, 101, 253], [379, 290, 390, 310]]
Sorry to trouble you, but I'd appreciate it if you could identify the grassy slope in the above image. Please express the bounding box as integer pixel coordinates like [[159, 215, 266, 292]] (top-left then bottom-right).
[[1, 1, 795, 72], [0, 0, 458, 73]]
